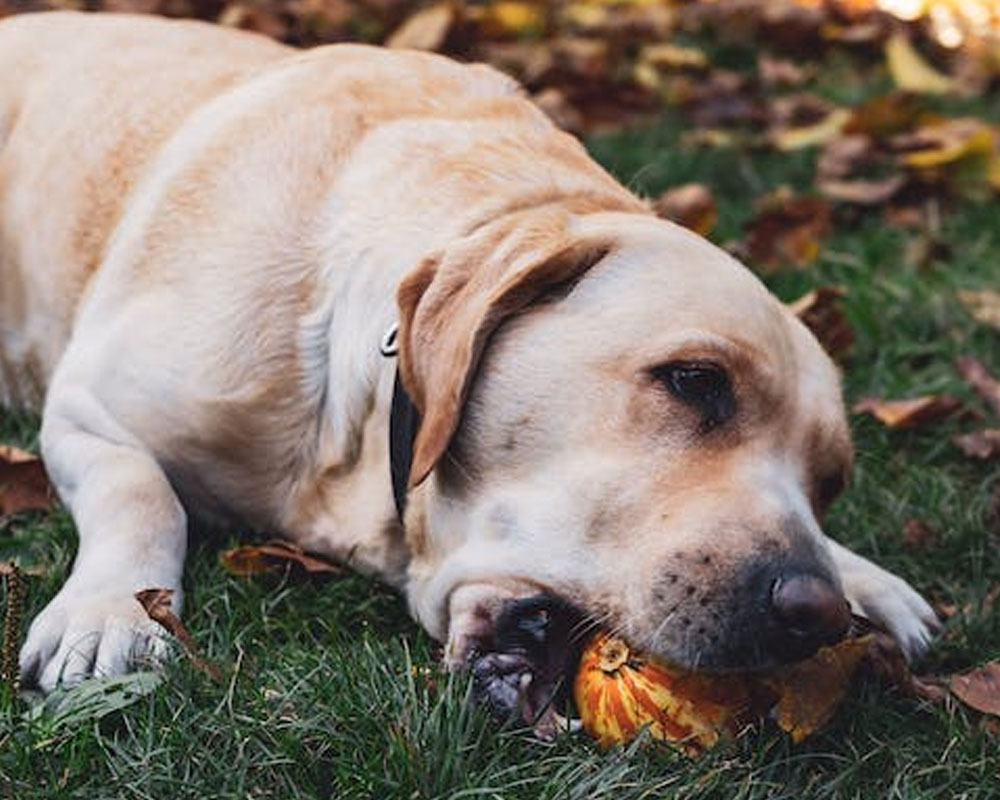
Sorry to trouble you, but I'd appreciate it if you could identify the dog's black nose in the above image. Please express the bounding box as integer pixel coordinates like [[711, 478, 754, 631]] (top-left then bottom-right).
[[768, 573, 851, 661]]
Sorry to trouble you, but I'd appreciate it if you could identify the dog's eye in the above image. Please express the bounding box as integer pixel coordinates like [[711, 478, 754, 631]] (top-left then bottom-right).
[[652, 361, 735, 431]]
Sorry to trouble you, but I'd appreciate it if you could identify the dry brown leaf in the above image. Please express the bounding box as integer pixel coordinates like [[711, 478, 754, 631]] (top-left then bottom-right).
[[852, 395, 961, 428], [788, 285, 853, 361], [683, 69, 763, 129], [744, 191, 832, 270], [817, 134, 874, 180], [386, 2, 455, 51], [477, 41, 553, 85], [901, 518, 938, 551], [135, 588, 222, 680], [954, 429, 1000, 459], [958, 289, 1000, 332], [816, 132, 907, 205], [818, 175, 907, 205], [550, 36, 609, 80], [653, 183, 717, 237], [949, 662, 1000, 717], [0, 446, 55, 518], [885, 32, 956, 95], [955, 356, 1000, 418], [844, 93, 925, 138], [757, 54, 810, 87], [764, 634, 872, 744], [858, 619, 944, 702], [220, 540, 342, 577]]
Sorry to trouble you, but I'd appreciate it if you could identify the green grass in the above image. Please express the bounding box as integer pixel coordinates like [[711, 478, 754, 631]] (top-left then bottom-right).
[[3, 61, 1000, 800]]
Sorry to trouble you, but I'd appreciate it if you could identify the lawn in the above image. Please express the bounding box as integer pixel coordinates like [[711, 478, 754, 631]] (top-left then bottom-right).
[[3, 24, 1000, 800]]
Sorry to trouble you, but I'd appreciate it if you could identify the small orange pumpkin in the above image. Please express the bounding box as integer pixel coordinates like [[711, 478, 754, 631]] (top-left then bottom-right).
[[574, 631, 873, 749]]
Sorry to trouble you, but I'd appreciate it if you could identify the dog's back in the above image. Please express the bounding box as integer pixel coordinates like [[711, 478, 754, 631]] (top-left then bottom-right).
[[0, 12, 288, 409]]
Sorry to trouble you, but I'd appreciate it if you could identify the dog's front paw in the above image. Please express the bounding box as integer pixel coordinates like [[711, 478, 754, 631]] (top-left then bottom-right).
[[848, 570, 939, 661], [833, 554, 938, 662], [19, 582, 177, 691]]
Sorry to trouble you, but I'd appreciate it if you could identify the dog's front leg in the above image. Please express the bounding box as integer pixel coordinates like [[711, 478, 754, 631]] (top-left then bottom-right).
[[826, 536, 939, 660], [19, 395, 187, 690]]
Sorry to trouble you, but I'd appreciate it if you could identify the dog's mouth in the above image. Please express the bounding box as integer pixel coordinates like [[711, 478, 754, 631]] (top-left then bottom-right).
[[468, 593, 589, 739], [467, 589, 854, 739]]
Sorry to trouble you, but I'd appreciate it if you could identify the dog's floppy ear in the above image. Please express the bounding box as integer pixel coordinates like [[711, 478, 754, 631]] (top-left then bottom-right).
[[396, 207, 610, 488]]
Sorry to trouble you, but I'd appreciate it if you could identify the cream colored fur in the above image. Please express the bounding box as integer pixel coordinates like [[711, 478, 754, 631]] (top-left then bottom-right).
[[0, 12, 936, 690]]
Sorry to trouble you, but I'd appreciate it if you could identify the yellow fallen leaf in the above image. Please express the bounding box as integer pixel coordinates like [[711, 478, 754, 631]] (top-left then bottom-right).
[[901, 119, 995, 168], [640, 43, 708, 71], [772, 108, 851, 151], [480, 2, 547, 38], [958, 288, 1000, 331], [886, 33, 956, 95]]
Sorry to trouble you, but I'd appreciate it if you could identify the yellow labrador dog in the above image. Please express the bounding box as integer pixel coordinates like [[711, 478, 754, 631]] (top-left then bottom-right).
[[3, 12, 935, 714]]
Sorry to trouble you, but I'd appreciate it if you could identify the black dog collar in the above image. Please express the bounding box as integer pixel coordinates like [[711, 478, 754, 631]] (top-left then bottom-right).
[[388, 370, 421, 523], [381, 323, 421, 523]]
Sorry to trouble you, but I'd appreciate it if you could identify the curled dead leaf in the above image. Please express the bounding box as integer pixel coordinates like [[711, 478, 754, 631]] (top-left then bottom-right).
[[955, 356, 1000, 418], [954, 429, 1000, 459], [744, 191, 831, 271], [653, 183, 717, 237], [135, 588, 222, 681], [220, 540, 342, 577], [787, 285, 853, 361], [818, 175, 906, 205], [852, 395, 961, 428], [0, 445, 55, 518], [763, 634, 872, 744], [949, 662, 1000, 717]]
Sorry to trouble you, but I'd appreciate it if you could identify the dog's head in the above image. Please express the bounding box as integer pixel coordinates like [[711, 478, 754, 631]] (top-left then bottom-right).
[[396, 207, 852, 673]]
